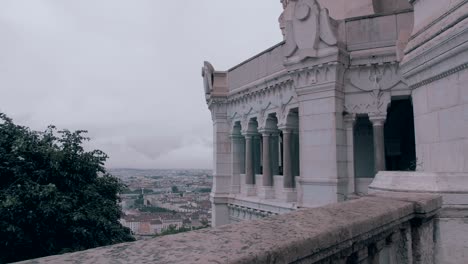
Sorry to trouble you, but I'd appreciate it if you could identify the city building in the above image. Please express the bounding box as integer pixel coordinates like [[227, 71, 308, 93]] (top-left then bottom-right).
[[203, 0, 468, 263]]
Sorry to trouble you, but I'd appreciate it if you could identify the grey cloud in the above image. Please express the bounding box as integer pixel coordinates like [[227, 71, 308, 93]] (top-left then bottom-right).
[[0, 0, 282, 169]]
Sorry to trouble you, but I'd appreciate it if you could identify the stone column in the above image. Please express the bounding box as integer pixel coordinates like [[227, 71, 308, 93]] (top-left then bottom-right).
[[281, 128, 296, 202], [271, 133, 280, 176], [344, 114, 356, 195], [370, 115, 386, 173], [243, 134, 256, 196], [259, 132, 275, 199], [262, 133, 272, 186], [245, 135, 254, 184], [230, 133, 243, 194], [283, 129, 293, 188], [208, 101, 231, 227]]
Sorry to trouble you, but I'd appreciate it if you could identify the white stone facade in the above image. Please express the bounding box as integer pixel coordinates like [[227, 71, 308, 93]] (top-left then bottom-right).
[[203, 1, 467, 262]]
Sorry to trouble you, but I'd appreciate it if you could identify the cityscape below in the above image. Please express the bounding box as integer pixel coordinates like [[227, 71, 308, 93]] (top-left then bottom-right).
[[109, 168, 212, 239]]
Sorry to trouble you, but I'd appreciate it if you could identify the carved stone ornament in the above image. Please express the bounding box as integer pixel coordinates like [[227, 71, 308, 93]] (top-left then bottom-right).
[[201, 61, 215, 95], [345, 64, 404, 115], [279, 0, 338, 65], [240, 108, 253, 134], [277, 96, 294, 127]]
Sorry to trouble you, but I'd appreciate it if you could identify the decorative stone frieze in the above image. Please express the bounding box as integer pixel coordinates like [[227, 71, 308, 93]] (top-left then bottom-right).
[[345, 63, 407, 115], [227, 79, 298, 133], [290, 62, 346, 95]]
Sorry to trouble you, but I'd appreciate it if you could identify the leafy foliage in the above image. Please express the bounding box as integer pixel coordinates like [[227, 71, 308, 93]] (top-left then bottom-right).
[[0, 113, 134, 263], [134, 194, 145, 207]]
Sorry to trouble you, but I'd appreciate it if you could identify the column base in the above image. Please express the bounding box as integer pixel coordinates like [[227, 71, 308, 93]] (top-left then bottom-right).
[[242, 184, 257, 197], [298, 178, 344, 207], [282, 188, 297, 202], [258, 186, 275, 199]]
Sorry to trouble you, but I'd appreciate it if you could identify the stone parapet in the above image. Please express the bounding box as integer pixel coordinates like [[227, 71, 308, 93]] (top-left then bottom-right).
[[18, 193, 441, 264]]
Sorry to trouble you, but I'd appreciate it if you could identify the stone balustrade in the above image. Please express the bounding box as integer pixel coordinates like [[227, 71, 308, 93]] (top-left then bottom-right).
[[17, 193, 441, 264]]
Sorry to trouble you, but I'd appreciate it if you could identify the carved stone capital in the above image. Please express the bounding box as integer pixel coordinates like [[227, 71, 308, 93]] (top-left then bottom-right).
[[369, 114, 386, 126], [241, 118, 258, 136], [344, 114, 357, 129], [208, 97, 228, 121]]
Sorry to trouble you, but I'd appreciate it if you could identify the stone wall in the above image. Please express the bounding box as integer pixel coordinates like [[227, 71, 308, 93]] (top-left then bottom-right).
[[18, 193, 441, 264], [228, 43, 285, 93]]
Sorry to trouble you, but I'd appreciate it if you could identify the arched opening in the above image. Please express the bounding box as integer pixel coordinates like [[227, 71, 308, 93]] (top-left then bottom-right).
[[353, 115, 375, 194], [354, 115, 375, 178], [384, 98, 416, 171]]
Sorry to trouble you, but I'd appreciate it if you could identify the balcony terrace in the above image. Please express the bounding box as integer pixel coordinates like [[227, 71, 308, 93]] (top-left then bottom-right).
[[19, 193, 440, 264]]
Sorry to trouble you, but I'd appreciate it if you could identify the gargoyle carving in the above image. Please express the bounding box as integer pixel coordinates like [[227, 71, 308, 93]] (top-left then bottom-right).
[[201, 61, 214, 95]]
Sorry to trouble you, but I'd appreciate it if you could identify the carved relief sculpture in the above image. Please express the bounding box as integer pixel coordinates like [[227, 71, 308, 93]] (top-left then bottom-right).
[[345, 64, 405, 116], [279, 0, 338, 65]]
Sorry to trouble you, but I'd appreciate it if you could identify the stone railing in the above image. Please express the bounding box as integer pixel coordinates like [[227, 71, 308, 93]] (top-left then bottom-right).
[[18, 193, 441, 264]]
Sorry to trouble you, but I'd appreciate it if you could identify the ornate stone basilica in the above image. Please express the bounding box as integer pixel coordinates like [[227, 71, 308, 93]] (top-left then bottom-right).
[[203, 0, 467, 262]]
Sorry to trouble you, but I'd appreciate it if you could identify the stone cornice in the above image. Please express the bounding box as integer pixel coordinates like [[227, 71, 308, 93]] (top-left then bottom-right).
[[406, 0, 468, 54], [401, 19, 468, 88], [410, 63, 468, 89], [349, 46, 398, 66]]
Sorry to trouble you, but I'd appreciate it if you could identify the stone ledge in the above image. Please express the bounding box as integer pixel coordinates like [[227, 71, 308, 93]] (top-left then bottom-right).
[[17, 194, 441, 264]]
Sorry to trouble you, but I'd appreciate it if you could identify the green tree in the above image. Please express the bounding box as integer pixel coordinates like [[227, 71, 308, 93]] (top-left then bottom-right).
[[0, 113, 134, 263], [134, 194, 145, 208], [171, 185, 179, 193]]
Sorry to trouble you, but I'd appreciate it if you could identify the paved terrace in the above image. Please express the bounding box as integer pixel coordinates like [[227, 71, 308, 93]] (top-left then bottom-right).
[[19, 193, 441, 264]]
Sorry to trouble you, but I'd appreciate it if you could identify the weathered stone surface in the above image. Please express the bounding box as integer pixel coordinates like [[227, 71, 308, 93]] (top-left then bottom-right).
[[18, 194, 440, 264]]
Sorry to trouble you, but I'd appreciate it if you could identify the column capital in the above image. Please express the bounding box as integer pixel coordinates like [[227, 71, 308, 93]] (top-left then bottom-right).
[[278, 126, 294, 133], [344, 113, 357, 128], [258, 128, 277, 135], [229, 133, 243, 139], [369, 114, 386, 126]]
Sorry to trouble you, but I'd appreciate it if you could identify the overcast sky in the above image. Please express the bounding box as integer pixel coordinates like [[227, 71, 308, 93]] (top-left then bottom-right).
[[0, 1, 283, 169]]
